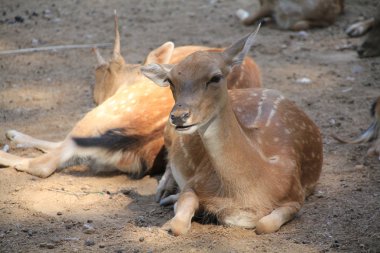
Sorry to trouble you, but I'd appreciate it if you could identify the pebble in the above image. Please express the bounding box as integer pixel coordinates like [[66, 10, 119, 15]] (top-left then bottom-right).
[[99, 244, 105, 248], [236, 9, 249, 21], [85, 239, 95, 246], [296, 77, 312, 84], [39, 243, 55, 249], [56, 212, 62, 216], [83, 223, 95, 234], [139, 237, 144, 242]]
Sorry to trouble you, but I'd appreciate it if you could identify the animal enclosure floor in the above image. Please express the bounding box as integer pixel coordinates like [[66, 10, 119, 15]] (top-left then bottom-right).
[[0, 0, 379, 252]]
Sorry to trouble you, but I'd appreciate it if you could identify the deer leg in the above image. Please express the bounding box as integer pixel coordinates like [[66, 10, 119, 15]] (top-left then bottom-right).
[[0, 138, 77, 178], [346, 18, 375, 37], [156, 164, 178, 205], [255, 202, 300, 234], [6, 129, 62, 152], [169, 189, 199, 236]]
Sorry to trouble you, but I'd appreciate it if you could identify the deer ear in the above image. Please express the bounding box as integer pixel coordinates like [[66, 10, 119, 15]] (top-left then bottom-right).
[[144, 42, 175, 65], [222, 23, 261, 67], [141, 64, 173, 87]]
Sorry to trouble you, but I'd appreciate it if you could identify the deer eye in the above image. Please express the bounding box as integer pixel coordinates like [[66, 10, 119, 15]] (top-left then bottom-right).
[[206, 74, 223, 86]]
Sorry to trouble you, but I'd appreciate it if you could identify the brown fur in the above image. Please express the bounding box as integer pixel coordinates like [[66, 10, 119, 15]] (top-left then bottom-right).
[[240, 0, 344, 30], [142, 30, 323, 235], [0, 15, 261, 178]]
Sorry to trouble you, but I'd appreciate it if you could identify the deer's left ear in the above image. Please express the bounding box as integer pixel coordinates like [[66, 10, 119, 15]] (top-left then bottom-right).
[[222, 23, 261, 67], [141, 64, 173, 87], [144, 41, 175, 65]]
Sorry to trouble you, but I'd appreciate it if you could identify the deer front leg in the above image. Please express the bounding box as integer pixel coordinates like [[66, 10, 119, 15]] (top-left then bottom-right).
[[6, 130, 62, 152], [155, 164, 179, 205], [255, 202, 300, 234], [169, 189, 199, 236]]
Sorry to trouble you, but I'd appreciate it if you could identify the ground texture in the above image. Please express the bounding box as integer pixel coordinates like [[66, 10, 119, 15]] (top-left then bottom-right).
[[0, 0, 379, 252]]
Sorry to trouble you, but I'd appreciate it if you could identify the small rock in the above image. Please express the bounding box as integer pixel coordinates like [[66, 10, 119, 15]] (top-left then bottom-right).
[[14, 16, 24, 23], [31, 38, 39, 46], [236, 9, 249, 21], [83, 223, 95, 234], [139, 237, 144, 242], [296, 31, 309, 39], [99, 244, 105, 248], [56, 212, 62, 216], [315, 190, 324, 198], [355, 165, 364, 169], [0, 233, 5, 238], [296, 77, 312, 84], [85, 239, 95, 246], [39, 243, 55, 249]]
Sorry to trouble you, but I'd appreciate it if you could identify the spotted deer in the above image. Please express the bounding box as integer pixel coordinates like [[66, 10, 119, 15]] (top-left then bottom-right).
[[142, 26, 323, 235], [332, 97, 380, 160], [0, 15, 261, 178], [237, 0, 344, 30]]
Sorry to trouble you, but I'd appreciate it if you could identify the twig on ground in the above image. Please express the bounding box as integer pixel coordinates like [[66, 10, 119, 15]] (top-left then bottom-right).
[[0, 43, 112, 56]]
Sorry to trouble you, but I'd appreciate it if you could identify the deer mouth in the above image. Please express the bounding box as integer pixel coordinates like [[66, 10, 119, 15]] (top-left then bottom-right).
[[175, 124, 197, 131]]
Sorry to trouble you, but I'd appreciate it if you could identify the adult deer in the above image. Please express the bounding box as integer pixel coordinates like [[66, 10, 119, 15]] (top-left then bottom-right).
[[332, 97, 380, 160], [142, 25, 323, 235], [237, 0, 344, 30], [0, 15, 261, 178]]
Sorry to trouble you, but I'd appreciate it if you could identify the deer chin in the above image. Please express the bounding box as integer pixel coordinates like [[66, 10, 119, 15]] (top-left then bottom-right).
[[174, 124, 198, 134]]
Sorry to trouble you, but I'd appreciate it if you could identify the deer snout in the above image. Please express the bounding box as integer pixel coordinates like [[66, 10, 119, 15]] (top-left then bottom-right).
[[170, 104, 191, 126]]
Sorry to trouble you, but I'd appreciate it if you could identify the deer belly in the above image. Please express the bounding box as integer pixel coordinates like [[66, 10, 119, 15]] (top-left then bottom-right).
[[170, 161, 187, 190]]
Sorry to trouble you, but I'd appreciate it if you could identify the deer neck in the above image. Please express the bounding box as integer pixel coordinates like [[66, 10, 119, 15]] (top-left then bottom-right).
[[197, 97, 266, 183]]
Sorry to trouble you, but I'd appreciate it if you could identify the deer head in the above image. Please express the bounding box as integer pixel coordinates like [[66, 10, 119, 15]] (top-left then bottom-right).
[[93, 12, 175, 105], [141, 25, 260, 134]]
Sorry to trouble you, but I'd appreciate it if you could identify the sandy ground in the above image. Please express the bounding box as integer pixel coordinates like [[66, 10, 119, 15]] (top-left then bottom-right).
[[0, 0, 379, 252]]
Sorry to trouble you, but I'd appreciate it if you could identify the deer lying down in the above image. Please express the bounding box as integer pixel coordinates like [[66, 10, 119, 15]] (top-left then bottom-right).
[[141, 26, 323, 235], [237, 0, 344, 30], [332, 97, 380, 160], [0, 16, 261, 178], [346, 6, 380, 58]]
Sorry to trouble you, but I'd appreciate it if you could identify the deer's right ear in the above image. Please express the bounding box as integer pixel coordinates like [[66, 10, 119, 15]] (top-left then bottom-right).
[[144, 42, 175, 65], [141, 64, 173, 87]]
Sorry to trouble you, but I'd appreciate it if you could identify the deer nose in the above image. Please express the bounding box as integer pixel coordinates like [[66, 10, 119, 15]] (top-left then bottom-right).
[[170, 105, 191, 126]]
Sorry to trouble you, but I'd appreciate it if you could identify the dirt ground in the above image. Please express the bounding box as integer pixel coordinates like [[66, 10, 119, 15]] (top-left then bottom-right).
[[0, 0, 379, 252]]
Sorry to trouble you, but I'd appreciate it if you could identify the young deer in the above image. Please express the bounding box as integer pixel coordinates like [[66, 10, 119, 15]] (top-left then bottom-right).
[[142, 26, 323, 235], [332, 97, 380, 160], [0, 15, 261, 178], [237, 0, 344, 30]]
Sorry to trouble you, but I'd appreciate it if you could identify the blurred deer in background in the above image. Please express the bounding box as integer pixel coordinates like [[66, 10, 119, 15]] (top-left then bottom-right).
[[0, 14, 261, 178], [346, 5, 380, 58], [237, 0, 344, 30], [332, 97, 380, 160], [142, 25, 323, 235]]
